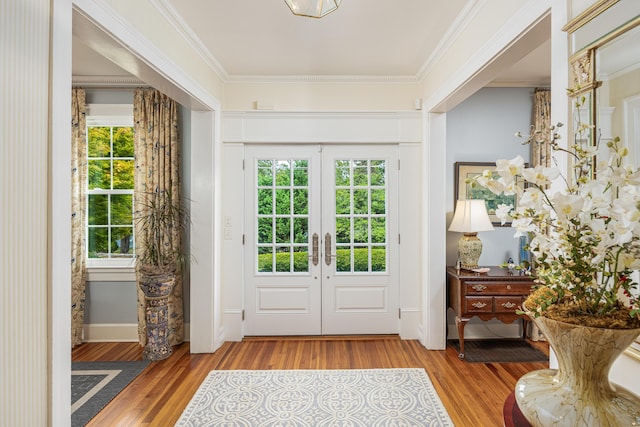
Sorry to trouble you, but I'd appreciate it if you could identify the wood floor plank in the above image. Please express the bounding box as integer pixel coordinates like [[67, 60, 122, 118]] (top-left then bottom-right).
[[73, 336, 548, 426]]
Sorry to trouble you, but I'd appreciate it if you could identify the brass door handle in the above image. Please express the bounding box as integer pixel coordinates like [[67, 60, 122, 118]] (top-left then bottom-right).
[[310, 233, 319, 266], [324, 233, 336, 266]]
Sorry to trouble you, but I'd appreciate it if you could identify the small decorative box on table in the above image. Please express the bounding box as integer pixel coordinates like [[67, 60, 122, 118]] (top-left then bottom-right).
[[446, 266, 535, 359]]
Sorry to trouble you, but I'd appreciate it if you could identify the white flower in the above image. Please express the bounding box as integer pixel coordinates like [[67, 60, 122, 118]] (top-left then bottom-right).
[[552, 193, 584, 220], [518, 187, 546, 210], [495, 204, 513, 225], [521, 165, 560, 187], [471, 119, 640, 319], [476, 175, 506, 194], [495, 156, 525, 185]]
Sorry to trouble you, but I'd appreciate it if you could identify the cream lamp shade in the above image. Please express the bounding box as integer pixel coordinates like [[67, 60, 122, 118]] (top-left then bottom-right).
[[449, 199, 494, 269], [284, 0, 342, 18]]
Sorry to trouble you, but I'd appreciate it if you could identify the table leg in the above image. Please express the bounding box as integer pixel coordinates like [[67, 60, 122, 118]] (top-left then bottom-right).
[[455, 316, 468, 359]]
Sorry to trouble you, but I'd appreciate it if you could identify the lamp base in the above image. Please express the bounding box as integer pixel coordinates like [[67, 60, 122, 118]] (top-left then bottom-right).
[[458, 233, 483, 270]]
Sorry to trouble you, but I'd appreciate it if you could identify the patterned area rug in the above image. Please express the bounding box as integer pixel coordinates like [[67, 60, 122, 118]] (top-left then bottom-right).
[[450, 339, 548, 363], [71, 361, 150, 426], [176, 368, 453, 426]]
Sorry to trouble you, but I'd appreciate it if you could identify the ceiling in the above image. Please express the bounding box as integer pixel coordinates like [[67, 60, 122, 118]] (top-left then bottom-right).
[[72, 0, 551, 85]]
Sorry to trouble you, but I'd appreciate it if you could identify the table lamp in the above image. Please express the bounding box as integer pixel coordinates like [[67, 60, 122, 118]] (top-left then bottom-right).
[[449, 199, 494, 269]]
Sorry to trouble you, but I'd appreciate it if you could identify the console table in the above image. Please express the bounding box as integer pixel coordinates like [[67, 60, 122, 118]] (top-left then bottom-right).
[[446, 266, 535, 359]]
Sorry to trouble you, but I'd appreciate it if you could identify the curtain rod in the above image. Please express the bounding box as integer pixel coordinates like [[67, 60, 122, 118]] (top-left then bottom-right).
[[72, 85, 151, 90], [72, 75, 148, 90]]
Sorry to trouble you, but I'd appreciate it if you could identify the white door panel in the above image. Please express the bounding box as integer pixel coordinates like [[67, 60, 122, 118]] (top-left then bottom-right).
[[321, 145, 399, 334], [244, 146, 322, 335], [244, 144, 398, 335]]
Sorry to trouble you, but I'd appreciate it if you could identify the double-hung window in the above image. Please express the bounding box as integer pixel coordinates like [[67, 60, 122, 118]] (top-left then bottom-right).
[[86, 105, 135, 272]]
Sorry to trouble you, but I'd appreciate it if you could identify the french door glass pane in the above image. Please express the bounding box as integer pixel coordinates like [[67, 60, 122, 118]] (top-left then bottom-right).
[[257, 159, 309, 274], [258, 247, 273, 272], [334, 159, 388, 273]]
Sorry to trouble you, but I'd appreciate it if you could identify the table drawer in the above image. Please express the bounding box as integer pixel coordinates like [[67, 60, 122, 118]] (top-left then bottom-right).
[[465, 297, 493, 313], [495, 296, 523, 313], [465, 282, 533, 295]]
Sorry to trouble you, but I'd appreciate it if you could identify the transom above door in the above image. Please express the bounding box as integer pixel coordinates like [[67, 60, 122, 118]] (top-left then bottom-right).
[[244, 144, 399, 335]]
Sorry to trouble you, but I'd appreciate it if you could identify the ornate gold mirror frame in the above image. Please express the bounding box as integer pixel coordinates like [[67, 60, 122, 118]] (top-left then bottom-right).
[[563, 0, 640, 361]]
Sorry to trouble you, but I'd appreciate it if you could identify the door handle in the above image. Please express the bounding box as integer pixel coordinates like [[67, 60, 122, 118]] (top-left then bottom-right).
[[325, 233, 336, 266], [310, 233, 319, 266]]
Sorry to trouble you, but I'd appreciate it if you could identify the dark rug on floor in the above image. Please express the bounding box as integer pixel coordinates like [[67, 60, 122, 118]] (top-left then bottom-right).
[[71, 360, 150, 426], [449, 339, 548, 363]]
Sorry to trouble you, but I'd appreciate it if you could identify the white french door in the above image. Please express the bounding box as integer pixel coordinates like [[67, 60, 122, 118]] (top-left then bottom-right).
[[244, 145, 399, 335]]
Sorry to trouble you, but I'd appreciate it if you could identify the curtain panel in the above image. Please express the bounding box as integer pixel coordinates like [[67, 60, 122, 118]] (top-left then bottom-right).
[[133, 88, 184, 346], [71, 88, 87, 347], [529, 88, 550, 342], [532, 89, 552, 168]]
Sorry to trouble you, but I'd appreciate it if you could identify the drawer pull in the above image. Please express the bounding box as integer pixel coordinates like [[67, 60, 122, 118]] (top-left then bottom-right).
[[472, 302, 488, 308], [472, 284, 487, 292], [506, 285, 512, 290], [501, 302, 517, 309]]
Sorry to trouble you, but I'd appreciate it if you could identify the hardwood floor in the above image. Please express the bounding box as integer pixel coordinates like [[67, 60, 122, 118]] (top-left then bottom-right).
[[72, 336, 548, 426]]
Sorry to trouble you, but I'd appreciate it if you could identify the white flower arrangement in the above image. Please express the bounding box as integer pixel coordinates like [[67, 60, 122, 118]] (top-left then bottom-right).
[[472, 110, 640, 324]]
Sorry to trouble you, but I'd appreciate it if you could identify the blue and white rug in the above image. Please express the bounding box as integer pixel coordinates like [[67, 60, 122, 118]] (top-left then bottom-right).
[[175, 368, 453, 426], [72, 361, 150, 426]]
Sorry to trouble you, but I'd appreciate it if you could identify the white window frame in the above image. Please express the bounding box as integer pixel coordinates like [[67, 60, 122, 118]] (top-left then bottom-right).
[[85, 104, 136, 281]]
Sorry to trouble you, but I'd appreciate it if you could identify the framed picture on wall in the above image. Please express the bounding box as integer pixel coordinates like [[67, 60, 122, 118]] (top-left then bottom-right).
[[454, 161, 527, 227]]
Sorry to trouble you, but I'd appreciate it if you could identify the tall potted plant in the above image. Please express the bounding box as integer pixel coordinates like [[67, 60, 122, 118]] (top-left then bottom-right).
[[135, 189, 190, 361], [472, 100, 640, 426]]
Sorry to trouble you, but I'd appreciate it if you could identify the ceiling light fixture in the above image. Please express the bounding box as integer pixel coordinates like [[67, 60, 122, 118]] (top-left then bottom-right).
[[284, 0, 342, 18]]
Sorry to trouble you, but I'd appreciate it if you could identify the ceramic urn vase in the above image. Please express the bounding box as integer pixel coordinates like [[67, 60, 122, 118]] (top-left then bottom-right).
[[138, 271, 176, 361], [515, 314, 640, 426]]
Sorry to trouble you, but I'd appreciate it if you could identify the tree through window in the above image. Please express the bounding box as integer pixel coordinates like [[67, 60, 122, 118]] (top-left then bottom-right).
[[87, 125, 135, 259]]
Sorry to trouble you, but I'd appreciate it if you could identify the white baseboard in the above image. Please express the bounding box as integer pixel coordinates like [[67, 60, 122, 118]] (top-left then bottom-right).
[[83, 323, 191, 342], [399, 308, 421, 340]]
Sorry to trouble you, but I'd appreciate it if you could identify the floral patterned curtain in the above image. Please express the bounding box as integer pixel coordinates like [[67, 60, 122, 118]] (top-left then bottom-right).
[[529, 88, 550, 342], [134, 88, 184, 346], [532, 89, 551, 168], [71, 88, 87, 347]]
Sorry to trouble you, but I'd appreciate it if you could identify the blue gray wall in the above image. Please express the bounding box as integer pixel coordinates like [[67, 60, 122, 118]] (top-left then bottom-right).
[[84, 89, 191, 325], [446, 87, 535, 267]]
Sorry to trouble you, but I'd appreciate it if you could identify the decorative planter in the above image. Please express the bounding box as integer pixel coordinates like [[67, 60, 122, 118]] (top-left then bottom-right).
[[138, 272, 176, 361], [515, 314, 640, 426]]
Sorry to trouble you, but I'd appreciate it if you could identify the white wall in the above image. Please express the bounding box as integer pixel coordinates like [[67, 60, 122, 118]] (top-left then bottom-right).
[[223, 81, 420, 112], [220, 111, 424, 341]]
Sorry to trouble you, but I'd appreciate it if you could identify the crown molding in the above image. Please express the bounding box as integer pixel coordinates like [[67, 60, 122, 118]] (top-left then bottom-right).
[[486, 79, 550, 88], [224, 74, 419, 84], [150, 0, 229, 81], [73, 0, 220, 111], [416, 0, 486, 81]]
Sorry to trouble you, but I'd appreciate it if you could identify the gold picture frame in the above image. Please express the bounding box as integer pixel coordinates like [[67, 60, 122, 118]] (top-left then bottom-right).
[[454, 161, 526, 227]]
